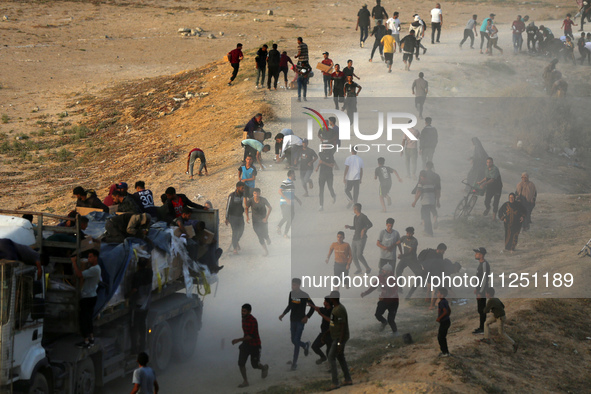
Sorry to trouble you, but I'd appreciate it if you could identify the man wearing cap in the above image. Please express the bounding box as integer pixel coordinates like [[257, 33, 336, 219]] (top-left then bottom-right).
[[321, 52, 334, 99], [116, 181, 129, 197], [356, 4, 371, 47], [376, 218, 401, 270], [313, 291, 352, 390], [515, 172, 537, 231], [73, 186, 109, 213], [279, 278, 315, 371], [299, 139, 318, 197], [361, 264, 399, 334], [225, 182, 247, 254], [472, 247, 490, 334], [480, 14, 495, 54]]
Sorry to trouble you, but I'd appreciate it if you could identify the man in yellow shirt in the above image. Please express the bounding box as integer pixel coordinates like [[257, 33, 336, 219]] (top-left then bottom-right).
[[381, 29, 396, 73]]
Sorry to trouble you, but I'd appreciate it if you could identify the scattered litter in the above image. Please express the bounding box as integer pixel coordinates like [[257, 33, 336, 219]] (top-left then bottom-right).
[[552, 343, 559, 347]]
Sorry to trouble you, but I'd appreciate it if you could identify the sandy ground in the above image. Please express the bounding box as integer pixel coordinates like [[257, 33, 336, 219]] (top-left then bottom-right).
[[1, 0, 591, 393]]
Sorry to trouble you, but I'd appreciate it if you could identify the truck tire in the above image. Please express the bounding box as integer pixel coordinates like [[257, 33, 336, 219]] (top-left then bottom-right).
[[150, 321, 173, 372], [173, 309, 198, 358], [74, 358, 95, 394], [28, 372, 49, 394]]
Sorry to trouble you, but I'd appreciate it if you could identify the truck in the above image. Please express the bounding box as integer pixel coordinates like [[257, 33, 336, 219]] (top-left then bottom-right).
[[0, 208, 219, 394]]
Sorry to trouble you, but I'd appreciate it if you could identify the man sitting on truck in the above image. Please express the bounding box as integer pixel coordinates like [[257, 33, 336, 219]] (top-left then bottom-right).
[[71, 249, 101, 349], [163, 187, 206, 223], [73, 186, 109, 213], [0, 238, 42, 279], [102, 213, 152, 244], [112, 190, 141, 214]]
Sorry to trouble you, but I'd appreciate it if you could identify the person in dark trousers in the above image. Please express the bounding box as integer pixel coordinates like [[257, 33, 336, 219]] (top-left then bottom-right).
[[245, 188, 272, 256], [477, 157, 503, 218], [315, 290, 352, 390], [225, 182, 247, 254], [279, 51, 294, 89], [164, 187, 205, 222], [310, 297, 333, 364], [430, 3, 443, 44], [267, 43, 281, 90], [277, 170, 302, 238], [299, 138, 318, 197], [279, 278, 315, 371], [186, 148, 208, 178], [73, 186, 109, 213], [412, 170, 437, 236], [412, 72, 428, 120], [369, 20, 386, 62], [232, 304, 269, 388], [329, 64, 346, 110], [480, 288, 518, 352], [372, 0, 388, 23], [460, 15, 478, 49], [255, 44, 268, 89], [316, 150, 337, 211], [395, 227, 419, 285], [419, 117, 438, 168], [345, 203, 373, 275], [71, 249, 101, 348], [131, 352, 159, 394], [472, 247, 490, 334], [479, 14, 495, 54], [320, 52, 334, 98], [112, 190, 141, 214], [356, 4, 371, 47], [435, 287, 451, 357], [129, 258, 153, 353], [227, 43, 244, 86], [361, 264, 399, 333]]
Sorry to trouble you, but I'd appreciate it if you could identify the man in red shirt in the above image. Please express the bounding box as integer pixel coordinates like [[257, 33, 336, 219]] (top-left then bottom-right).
[[321, 52, 334, 98], [185, 148, 207, 178], [227, 43, 244, 86], [511, 15, 526, 53], [279, 51, 294, 89], [232, 304, 269, 388]]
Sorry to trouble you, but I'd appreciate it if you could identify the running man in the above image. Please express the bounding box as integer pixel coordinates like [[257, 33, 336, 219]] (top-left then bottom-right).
[[245, 188, 272, 256], [345, 203, 373, 275], [460, 14, 478, 49], [356, 4, 371, 47], [227, 43, 244, 86], [326, 231, 353, 279], [225, 182, 247, 254], [375, 157, 402, 212], [412, 72, 428, 119], [400, 30, 417, 71], [299, 138, 318, 197], [277, 170, 302, 238], [343, 149, 364, 208], [361, 263, 399, 333], [232, 304, 269, 388], [316, 150, 337, 211], [279, 278, 315, 371], [381, 29, 396, 72]]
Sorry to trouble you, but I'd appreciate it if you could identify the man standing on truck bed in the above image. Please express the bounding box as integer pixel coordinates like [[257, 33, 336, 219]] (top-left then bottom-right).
[[129, 258, 153, 353], [71, 249, 101, 349]]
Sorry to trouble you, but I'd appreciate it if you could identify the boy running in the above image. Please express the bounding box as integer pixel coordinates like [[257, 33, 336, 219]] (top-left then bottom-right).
[[375, 157, 402, 212]]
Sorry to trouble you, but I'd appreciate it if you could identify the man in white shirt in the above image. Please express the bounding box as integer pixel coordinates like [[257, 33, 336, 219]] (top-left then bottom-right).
[[430, 3, 443, 44], [386, 12, 402, 53], [343, 149, 364, 208], [280, 134, 303, 168]]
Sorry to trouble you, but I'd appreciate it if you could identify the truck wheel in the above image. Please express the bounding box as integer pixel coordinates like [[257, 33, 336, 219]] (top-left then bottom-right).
[[150, 321, 173, 372], [28, 372, 49, 394], [74, 358, 95, 394], [174, 309, 198, 358]]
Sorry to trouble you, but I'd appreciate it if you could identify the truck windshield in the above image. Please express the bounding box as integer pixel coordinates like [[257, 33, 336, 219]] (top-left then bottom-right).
[[1, 264, 12, 326]]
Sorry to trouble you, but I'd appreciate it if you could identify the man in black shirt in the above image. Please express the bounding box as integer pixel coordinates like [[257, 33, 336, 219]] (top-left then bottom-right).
[[255, 45, 268, 89], [225, 182, 247, 255], [356, 4, 371, 47], [267, 43, 281, 90], [419, 117, 438, 168], [329, 64, 346, 110], [400, 30, 418, 71], [345, 203, 373, 275], [343, 75, 362, 122], [342, 60, 360, 80], [130, 258, 153, 353], [133, 181, 158, 217], [243, 113, 264, 140], [369, 20, 387, 62], [316, 150, 337, 211], [279, 278, 315, 371], [73, 186, 109, 213], [372, 0, 388, 23], [299, 139, 318, 197], [311, 297, 333, 364], [164, 187, 205, 223], [472, 247, 490, 334]]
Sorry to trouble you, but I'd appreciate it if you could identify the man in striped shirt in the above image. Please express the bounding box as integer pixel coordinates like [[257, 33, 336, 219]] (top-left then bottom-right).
[[295, 37, 309, 65]]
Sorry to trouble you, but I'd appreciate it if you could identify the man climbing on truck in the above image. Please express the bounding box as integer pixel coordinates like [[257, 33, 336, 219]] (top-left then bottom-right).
[[71, 249, 101, 349]]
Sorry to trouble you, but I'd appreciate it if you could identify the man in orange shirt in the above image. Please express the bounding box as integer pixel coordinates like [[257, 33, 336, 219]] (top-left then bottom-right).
[[326, 231, 353, 279]]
